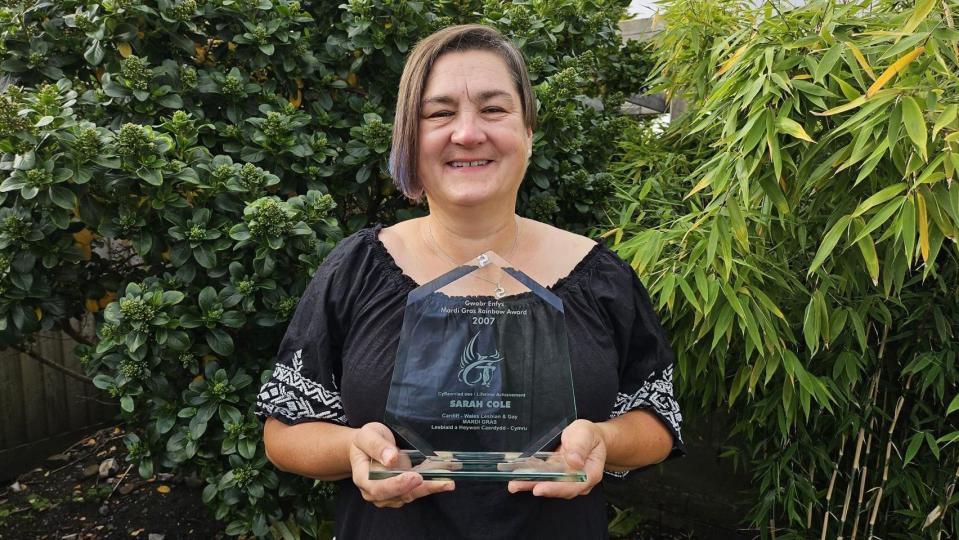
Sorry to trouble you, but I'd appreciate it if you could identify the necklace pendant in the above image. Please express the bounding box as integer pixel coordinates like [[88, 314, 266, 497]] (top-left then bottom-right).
[[494, 285, 505, 299]]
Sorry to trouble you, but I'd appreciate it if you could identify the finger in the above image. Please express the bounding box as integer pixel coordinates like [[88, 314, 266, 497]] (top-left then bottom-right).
[[507, 480, 538, 493], [359, 471, 424, 502], [367, 478, 453, 507], [402, 480, 455, 502], [561, 420, 600, 470], [531, 482, 586, 499], [354, 423, 399, 467]]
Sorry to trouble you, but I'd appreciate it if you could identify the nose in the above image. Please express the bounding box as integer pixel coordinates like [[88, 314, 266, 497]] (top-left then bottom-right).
[[450, 112, 486, 146]]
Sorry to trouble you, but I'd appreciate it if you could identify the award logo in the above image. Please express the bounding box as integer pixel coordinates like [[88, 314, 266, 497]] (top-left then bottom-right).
[[458, 332, 502, 387]]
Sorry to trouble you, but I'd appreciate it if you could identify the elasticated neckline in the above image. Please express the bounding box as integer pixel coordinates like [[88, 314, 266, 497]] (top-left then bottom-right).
[[361, 223, 606, 295]]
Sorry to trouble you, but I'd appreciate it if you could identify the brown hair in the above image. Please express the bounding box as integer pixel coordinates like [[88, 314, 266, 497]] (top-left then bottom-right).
[[389, 24, 536, 201]]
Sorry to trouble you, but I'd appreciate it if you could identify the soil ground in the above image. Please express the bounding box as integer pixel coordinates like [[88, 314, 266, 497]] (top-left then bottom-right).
[[0, 426, 223, 540], [1, 425, 698, 539]]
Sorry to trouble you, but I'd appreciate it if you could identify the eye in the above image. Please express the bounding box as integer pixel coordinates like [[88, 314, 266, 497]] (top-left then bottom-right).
[[427, 110, 453, 118], [483, 107, 506, 114]]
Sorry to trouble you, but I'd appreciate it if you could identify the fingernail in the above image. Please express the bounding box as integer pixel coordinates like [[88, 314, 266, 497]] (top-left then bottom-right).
[[445, 482, 455, 491], [568, 452, 582, 464], [381, 448, 395, 463]]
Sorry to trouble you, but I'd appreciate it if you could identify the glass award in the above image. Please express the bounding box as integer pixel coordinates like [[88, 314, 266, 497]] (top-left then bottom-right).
[[369, 251, 586, 482]]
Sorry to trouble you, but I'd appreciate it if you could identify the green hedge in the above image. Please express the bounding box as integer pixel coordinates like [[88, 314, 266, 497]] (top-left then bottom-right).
[[0, 0, 650, 535]]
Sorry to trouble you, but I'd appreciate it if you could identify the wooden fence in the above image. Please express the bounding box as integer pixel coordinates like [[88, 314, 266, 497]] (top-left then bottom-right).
[[0, 328, 116, 481]]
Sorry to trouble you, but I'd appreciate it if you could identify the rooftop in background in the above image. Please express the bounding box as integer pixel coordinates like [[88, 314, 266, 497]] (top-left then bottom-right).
[[628, 0, 659, 18]]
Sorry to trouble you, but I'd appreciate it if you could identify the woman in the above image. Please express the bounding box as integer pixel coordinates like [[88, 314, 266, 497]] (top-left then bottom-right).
[[256, 24, 684, 539]]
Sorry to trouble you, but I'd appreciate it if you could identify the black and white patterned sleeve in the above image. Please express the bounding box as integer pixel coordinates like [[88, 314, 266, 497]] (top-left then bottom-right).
[[255, 347, 347, 425], [601, 255, 685, 477], [255, 242, 351, 427], [610, 364, 683, 453]]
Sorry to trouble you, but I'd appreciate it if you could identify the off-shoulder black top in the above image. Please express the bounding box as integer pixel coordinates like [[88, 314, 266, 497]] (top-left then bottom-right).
[[255, 225, 684, 540]]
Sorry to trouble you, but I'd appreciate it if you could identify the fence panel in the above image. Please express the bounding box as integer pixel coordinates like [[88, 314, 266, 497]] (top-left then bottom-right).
[[0, 329, 116, 480]]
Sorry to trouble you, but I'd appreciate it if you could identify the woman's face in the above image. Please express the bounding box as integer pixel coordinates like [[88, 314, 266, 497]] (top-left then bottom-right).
[[417, 49, 532, 209]]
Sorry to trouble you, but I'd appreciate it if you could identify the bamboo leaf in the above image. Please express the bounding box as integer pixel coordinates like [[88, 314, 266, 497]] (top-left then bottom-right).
[[888, 100, 903, 150], [717, 44, 749, 76], [685, 169, 716, 199], [852, 198, 905, 244], [721, 282, 746, 319], [767, 118, 783, 181], [903, 0, 936, 35], [947, 394, 959, 415], [902, 96, 928, 161], [815, 43, 844, 83], [847, 42, 876, 80], [917, 189, 930, 262], [902, 194, 917, 264], [925, 432, 940, 460], [903, 432, 924, 466], [814, 290, 829, 348], [678, 276, 701, 312], [856, 228, 880, 285], [757, 174, 789, 214], [916, 153, 945, 185], [802, 295, 820, 353], [932, 104, 957, 139], [834, 75, 861, 101], [727, 197, 749, 252], [792, 79, 837, 97], [814, 95, 866, 116], [852, 182, 908, 217], [855, 140, 890, 186], [866, 46, 924, 98], [808, 215, 852, 275], [776, 117, 815, 142], [938, 431, 959, 445]]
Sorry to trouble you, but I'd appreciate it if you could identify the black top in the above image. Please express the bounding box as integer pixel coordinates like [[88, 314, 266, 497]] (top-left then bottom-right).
[[255, 225, 685, 540]]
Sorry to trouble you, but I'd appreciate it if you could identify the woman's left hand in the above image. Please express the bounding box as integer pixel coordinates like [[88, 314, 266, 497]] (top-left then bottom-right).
[[507, 419, 607, 499]]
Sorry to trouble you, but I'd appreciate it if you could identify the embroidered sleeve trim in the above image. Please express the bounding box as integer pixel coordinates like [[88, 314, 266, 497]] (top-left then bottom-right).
[[610, 365, 683, 437], [255, 349, 348, 425], [604, 365, 684, 478]]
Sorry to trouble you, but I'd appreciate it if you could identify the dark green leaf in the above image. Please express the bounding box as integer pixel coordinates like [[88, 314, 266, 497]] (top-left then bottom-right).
[[206, 328, 234, 356]]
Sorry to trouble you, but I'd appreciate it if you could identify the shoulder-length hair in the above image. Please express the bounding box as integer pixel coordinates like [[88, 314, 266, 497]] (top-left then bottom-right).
[[389, 24, 536, 201]]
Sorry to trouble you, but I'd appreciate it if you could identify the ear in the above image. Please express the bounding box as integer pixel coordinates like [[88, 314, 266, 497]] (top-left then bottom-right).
[[526, 127, 533, 158]]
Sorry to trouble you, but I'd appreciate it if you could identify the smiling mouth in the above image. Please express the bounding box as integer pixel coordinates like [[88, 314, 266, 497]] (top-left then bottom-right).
[[447, 160, 492, 168]]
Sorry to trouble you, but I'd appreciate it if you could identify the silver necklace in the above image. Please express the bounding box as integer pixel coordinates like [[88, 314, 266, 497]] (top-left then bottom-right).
[[425, 217, 519, 299]]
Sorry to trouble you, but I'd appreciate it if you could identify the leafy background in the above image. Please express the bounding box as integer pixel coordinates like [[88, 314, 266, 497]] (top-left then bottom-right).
[[0, 0, 649, 536], [609, 0, 959, 537], [4, 0, 958, 537]]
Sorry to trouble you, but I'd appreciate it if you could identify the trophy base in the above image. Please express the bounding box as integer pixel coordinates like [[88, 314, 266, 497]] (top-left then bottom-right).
[[369, 450, 587, 482]]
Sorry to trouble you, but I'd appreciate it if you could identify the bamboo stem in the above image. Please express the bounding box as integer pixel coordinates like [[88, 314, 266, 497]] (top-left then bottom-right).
[[807, 465, 815, 529], [868, 375, 912, 536], [943, 0, 959, 60], [821, 434, 847, 540], [932, 462, 959, 539], [838, 426, 867, 539], [849, 418, 875, 540], [852, 373, 881, 539]]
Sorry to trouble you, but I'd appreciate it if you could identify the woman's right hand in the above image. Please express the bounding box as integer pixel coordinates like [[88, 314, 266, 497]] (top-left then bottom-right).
[[349, 422, 455, 508]]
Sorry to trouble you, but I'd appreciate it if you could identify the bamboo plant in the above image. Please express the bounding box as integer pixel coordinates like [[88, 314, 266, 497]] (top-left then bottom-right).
[[610, 0, 959, 536]]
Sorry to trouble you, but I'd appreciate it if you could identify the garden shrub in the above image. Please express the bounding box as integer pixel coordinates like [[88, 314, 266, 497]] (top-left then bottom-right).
[[610, 0, 959, 537], [0, 0, 650, 536]]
